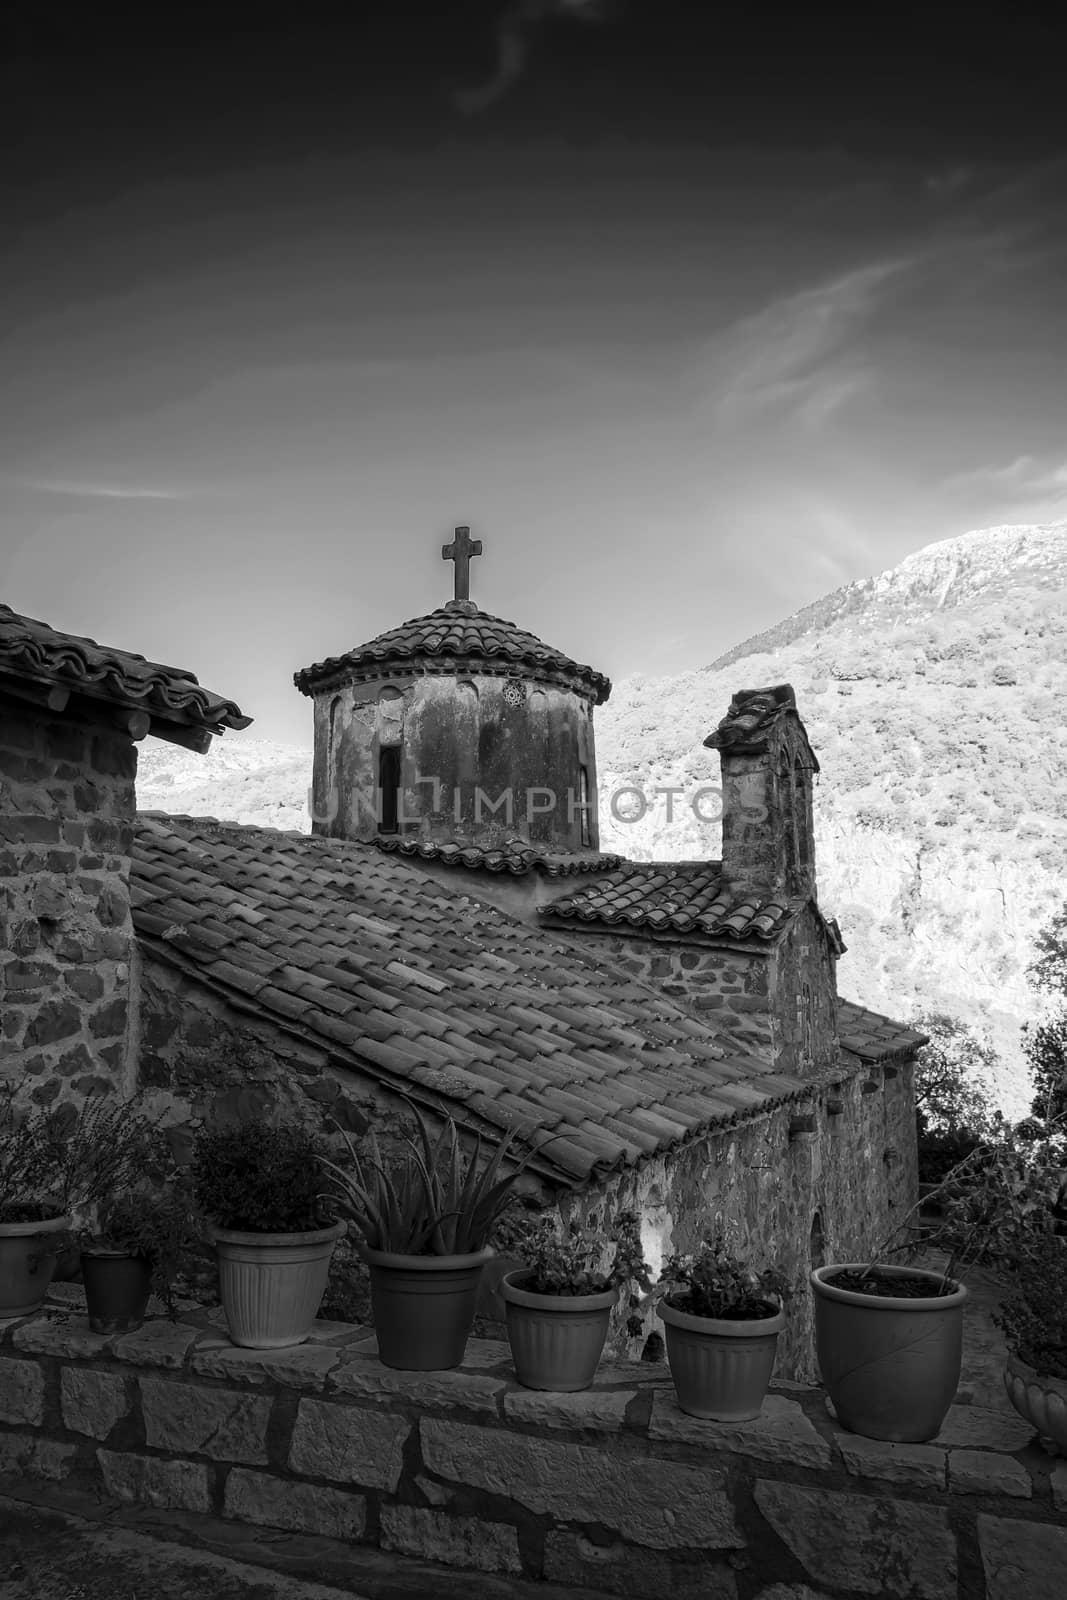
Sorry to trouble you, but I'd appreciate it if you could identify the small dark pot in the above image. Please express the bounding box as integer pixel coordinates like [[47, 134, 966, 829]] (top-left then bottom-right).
[[81, 1250, 153, 1334]]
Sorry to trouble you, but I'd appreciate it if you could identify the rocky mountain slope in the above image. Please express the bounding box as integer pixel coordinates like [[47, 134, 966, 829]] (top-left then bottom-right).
[[135, 523, 1067, 1115]]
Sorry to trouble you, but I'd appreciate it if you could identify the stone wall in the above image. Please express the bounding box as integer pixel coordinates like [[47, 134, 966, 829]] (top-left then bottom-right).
[[581, 903, 841, 1081], [574, 1059, 917, 1384], [0, 699, 136, 1108], [2, 1301, 1065, 1599]]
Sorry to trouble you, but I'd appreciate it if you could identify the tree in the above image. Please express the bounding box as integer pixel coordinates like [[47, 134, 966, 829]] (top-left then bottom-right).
[[912, 1012, 1000, 1139], [1025, 901, 1067, 1124]]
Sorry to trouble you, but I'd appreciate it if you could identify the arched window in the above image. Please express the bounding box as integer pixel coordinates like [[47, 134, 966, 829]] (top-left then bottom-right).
[[780, 751, 798, 886], [578, 766, 592, 849], [794, 757, 812, 872]]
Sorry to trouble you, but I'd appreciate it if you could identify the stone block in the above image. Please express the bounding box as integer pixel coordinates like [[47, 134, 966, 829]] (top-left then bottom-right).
[[0, 1431, 76, 1480], [141, 1377, 271, 1462], [543, 1530, 738, 1598], [61, 1366, 130, 1439], [649, 1390, 832, 1471], [948, 1449, 1032, 1497], [978, 1514, 1067, 1599], [933, 1404, 1035, 1452], [455, 1338, 511, 1371], [1051, 1463, 1067, 1513], [12, 1314, 113, 1359], [97, 1449, 211, 1513], [502, 1386, 634, 1432], [288, 1398, 408, 1490], [421, 1419, 741, 1550], [379, 1504, 521, 1575], [190, 1337, 340, 1390], [837, 1434, 946, 1489], [332, 1360, 504, 1416], [112, 1321, 198, 1369], [754, 1482, 955, 1598], [0, 1358, 44, 1424], [224, 1467, 367, 1539]]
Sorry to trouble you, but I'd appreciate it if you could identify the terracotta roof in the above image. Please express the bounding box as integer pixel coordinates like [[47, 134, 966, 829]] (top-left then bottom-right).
[[373, 836, 626, 878], [131, 816, 821, 1187], [293, 600, 611, 704], [540, 863, 798, 941], [838, 1000, 928, 1064], [0, 603, 251, 740]]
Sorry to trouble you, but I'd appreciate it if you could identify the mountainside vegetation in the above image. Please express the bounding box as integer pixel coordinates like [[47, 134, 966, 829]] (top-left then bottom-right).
[[135, 523, 1067, 1116]]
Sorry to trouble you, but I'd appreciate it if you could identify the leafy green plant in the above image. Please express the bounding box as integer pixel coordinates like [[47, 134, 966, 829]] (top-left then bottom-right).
[[502, 1208, 653, 1336], [80, 1187, 195, 1317], [318, 1106, 532, 1255], [657, 1232, 791, 1321], [994, 1235, 1067, 1380], [193, 1121, 335, 1233], [0, 1086, 159, 1224]]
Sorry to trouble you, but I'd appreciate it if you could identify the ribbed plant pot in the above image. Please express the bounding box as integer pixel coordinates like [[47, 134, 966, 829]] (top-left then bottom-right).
[[365, 1246, 492, 1371], [812, 1263, 967, 1443], [658, 1296, 785, 1421], [0, 1215, 71, 1318], [1004, 1351, 1067, 1455], [81, 1250, 153, 1335], [210, 1220, 345, 1350], [501, 1271, 616, 1391]]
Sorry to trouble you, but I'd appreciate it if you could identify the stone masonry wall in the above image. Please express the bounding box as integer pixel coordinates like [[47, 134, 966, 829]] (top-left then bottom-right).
[[1, 699, 136, 1109], [589, 904, 840, 1082], [575, 1060, 918, 1384], [2, 1300, 1065, 1599]]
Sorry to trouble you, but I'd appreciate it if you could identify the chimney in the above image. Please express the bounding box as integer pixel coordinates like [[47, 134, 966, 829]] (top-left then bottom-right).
[[704, 684, 819, 902]]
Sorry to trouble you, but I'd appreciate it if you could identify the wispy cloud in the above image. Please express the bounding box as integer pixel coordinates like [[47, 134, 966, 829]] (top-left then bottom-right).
[[10, 476, 186, 502], [704, 257, 912, 430], [451, 0, 615, 116], [944, 454, 1067, 499]]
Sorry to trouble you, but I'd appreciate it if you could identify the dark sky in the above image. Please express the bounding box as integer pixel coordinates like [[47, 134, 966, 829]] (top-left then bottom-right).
[[3, 5, 1066, 741]]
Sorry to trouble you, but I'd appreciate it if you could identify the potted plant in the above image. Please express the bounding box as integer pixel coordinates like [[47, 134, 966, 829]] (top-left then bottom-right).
[[78, 1185, 194, 1334], [812, 1122, 1066, 1443], [997, 1230, 1067, 1454], [656, 1231, 791, 1421], [498, 1209, 651, 1391], [1, 1088, 153, 1319], [319, 1105, 533, 1371], [193, 1120, 344, 1350]]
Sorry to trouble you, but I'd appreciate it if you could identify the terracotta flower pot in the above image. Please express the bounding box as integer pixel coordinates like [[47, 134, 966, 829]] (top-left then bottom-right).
[[658, 1296, 785, 1421], [81, 1250, 153, 1335], [210, 1220, 346, 1350], [812, 1263, 967, 1442], [365, 1246, 492, 1370], [501, 1271, 616, 1391], [0, 1215, 71, 1318], [1003, 1350, 1067, 1455]]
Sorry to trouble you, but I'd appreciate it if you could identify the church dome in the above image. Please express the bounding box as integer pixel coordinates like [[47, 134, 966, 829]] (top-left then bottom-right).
[[294, 599, 611, 705]]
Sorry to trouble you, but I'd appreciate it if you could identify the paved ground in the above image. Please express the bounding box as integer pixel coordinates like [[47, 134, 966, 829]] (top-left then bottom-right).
[[0, 1483, 603, 1600]]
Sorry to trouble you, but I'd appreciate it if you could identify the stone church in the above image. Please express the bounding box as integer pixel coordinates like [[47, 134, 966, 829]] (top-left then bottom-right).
[[0, 537, 924, 1379]]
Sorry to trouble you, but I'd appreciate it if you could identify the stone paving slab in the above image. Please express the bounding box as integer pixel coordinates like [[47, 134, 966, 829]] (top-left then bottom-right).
[[649, 1391, 833, 1471]]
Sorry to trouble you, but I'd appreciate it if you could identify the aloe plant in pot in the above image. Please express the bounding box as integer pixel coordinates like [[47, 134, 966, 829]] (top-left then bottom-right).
[[656, 1232, 791, 1421], [318, 1105, 533, 1371], [498, 1208, 651, 1391], [193, 1120, 344, 1350]]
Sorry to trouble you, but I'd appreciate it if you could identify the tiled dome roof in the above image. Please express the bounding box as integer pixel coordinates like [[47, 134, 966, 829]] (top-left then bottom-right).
[[294, 601, 611, 703]]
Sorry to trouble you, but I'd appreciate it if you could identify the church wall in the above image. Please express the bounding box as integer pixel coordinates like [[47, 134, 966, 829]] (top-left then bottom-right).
[[311, 673, 599, 851], [571, 928, 777, 1062], [565, 1061, 918, 1383], [0, 698, 137, 1111], [766, 904, 840, 1079]]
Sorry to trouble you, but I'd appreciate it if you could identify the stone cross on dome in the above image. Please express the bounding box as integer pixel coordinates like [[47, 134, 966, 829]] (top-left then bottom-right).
[[442, 525, 482, 603]]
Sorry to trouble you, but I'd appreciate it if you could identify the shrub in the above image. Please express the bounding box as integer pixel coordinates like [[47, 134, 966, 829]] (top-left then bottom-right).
[[193, 1122, 334, 1233]]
